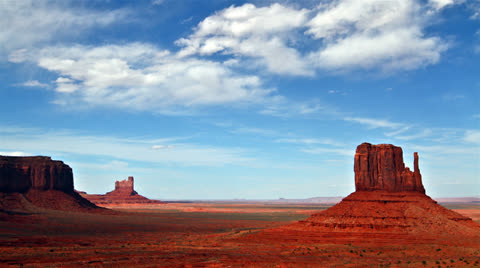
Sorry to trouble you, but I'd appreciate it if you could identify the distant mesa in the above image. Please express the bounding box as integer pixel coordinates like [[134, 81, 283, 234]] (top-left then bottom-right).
[[80, 176, 164, 206], [256, 143, 480, 241], [0, 156, 99, 213]]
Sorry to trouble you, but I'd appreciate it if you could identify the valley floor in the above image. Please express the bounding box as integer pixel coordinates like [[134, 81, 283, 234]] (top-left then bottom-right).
[[0, 202, 479, 267]]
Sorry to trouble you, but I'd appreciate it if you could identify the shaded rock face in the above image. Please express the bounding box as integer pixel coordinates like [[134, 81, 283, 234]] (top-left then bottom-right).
[[0, 156, 100, 212], [0, 156, 73, 193], [354, 143, 425, 193]]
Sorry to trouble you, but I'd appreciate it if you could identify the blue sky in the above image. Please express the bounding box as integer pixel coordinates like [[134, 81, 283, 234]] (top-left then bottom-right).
[[0, 0, 479, 199]]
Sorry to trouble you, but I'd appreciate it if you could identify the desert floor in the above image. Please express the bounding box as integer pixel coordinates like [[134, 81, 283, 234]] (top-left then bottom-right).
[[0, 202, 479, 267]]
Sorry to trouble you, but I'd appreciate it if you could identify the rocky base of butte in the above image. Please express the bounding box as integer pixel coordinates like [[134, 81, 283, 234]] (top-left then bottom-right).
[[260, 143, 480, 240], [80, 176, 164, 206]]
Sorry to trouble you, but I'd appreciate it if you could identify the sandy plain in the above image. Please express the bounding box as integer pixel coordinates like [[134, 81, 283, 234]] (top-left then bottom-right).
[[0, 202, 479, 267]]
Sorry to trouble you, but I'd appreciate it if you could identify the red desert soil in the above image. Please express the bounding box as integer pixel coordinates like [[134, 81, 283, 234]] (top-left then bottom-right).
[[0, 203, 479, 267]]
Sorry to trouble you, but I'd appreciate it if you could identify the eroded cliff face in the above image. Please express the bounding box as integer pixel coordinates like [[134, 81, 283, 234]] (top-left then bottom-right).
[[354, 143, 425, 193], [0, 156, 74, 193]]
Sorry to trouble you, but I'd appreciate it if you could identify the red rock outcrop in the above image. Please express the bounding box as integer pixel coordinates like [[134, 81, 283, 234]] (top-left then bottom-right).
[[0, 155, 99, 212], [107, 176, 137, 196], [259, 143, 480, 241], [0, 156, 74, 193], [80, 176, 164, 206], [354, 143, 425, 193]]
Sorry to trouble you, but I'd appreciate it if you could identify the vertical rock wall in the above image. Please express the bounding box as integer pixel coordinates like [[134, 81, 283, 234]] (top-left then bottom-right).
[[354, 143, 425, 193], [0, 156, 74, 193]]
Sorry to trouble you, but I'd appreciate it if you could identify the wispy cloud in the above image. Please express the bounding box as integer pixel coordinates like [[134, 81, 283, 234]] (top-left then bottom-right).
[[152, 145, 175, 150], [0, 126, 253, 167], [464, 130, 480, 144], [276, 138, 344, 147], [343, 116, 405, 129], [396, 129, 432, 141], [17, 80, 50, 88], [1, 0, 126, 58], [231, 127, 278, 137], [301, 147, 354, 156]]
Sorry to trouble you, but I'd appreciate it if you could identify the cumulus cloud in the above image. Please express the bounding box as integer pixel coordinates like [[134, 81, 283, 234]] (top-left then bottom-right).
[[177, 1, 448, 75], [177, 3, 312, 76], [13, 43, 273, 113], [0, 0, 125, 57], [307, 0, 447, 71]]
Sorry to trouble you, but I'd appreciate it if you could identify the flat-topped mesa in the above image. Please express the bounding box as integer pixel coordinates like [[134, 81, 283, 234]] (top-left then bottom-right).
[[354, 143, 425, 193], [0, 156, 74, 193], [107, 176, 137, 196]]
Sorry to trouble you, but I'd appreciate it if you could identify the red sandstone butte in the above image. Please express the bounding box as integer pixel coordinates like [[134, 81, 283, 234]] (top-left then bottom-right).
[[262, 143, 480, 241], [81, 176, 164, 206], [354, 143, 424, 193], [0, 156, 98, 212]]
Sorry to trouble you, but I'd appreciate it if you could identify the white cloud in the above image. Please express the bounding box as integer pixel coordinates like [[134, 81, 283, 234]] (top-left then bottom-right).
[[343, 116, 405, 129], [13, 43, 274, 113], [176, 3, 312, 76], [178, 1, 448, 75], [0, 151, 31, 157], [0, 0, 125, 57], [307, 0, 447, 71], [428, 0, 455, 10], [18, 80, 49, 88], [384, 126, 411, 137], [464, 130, 480, 144]]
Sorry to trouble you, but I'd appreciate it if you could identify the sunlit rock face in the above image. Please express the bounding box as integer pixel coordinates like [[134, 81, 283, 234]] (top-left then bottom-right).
[[354, 143, 425, 193], [284, 143, 480, 239]]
